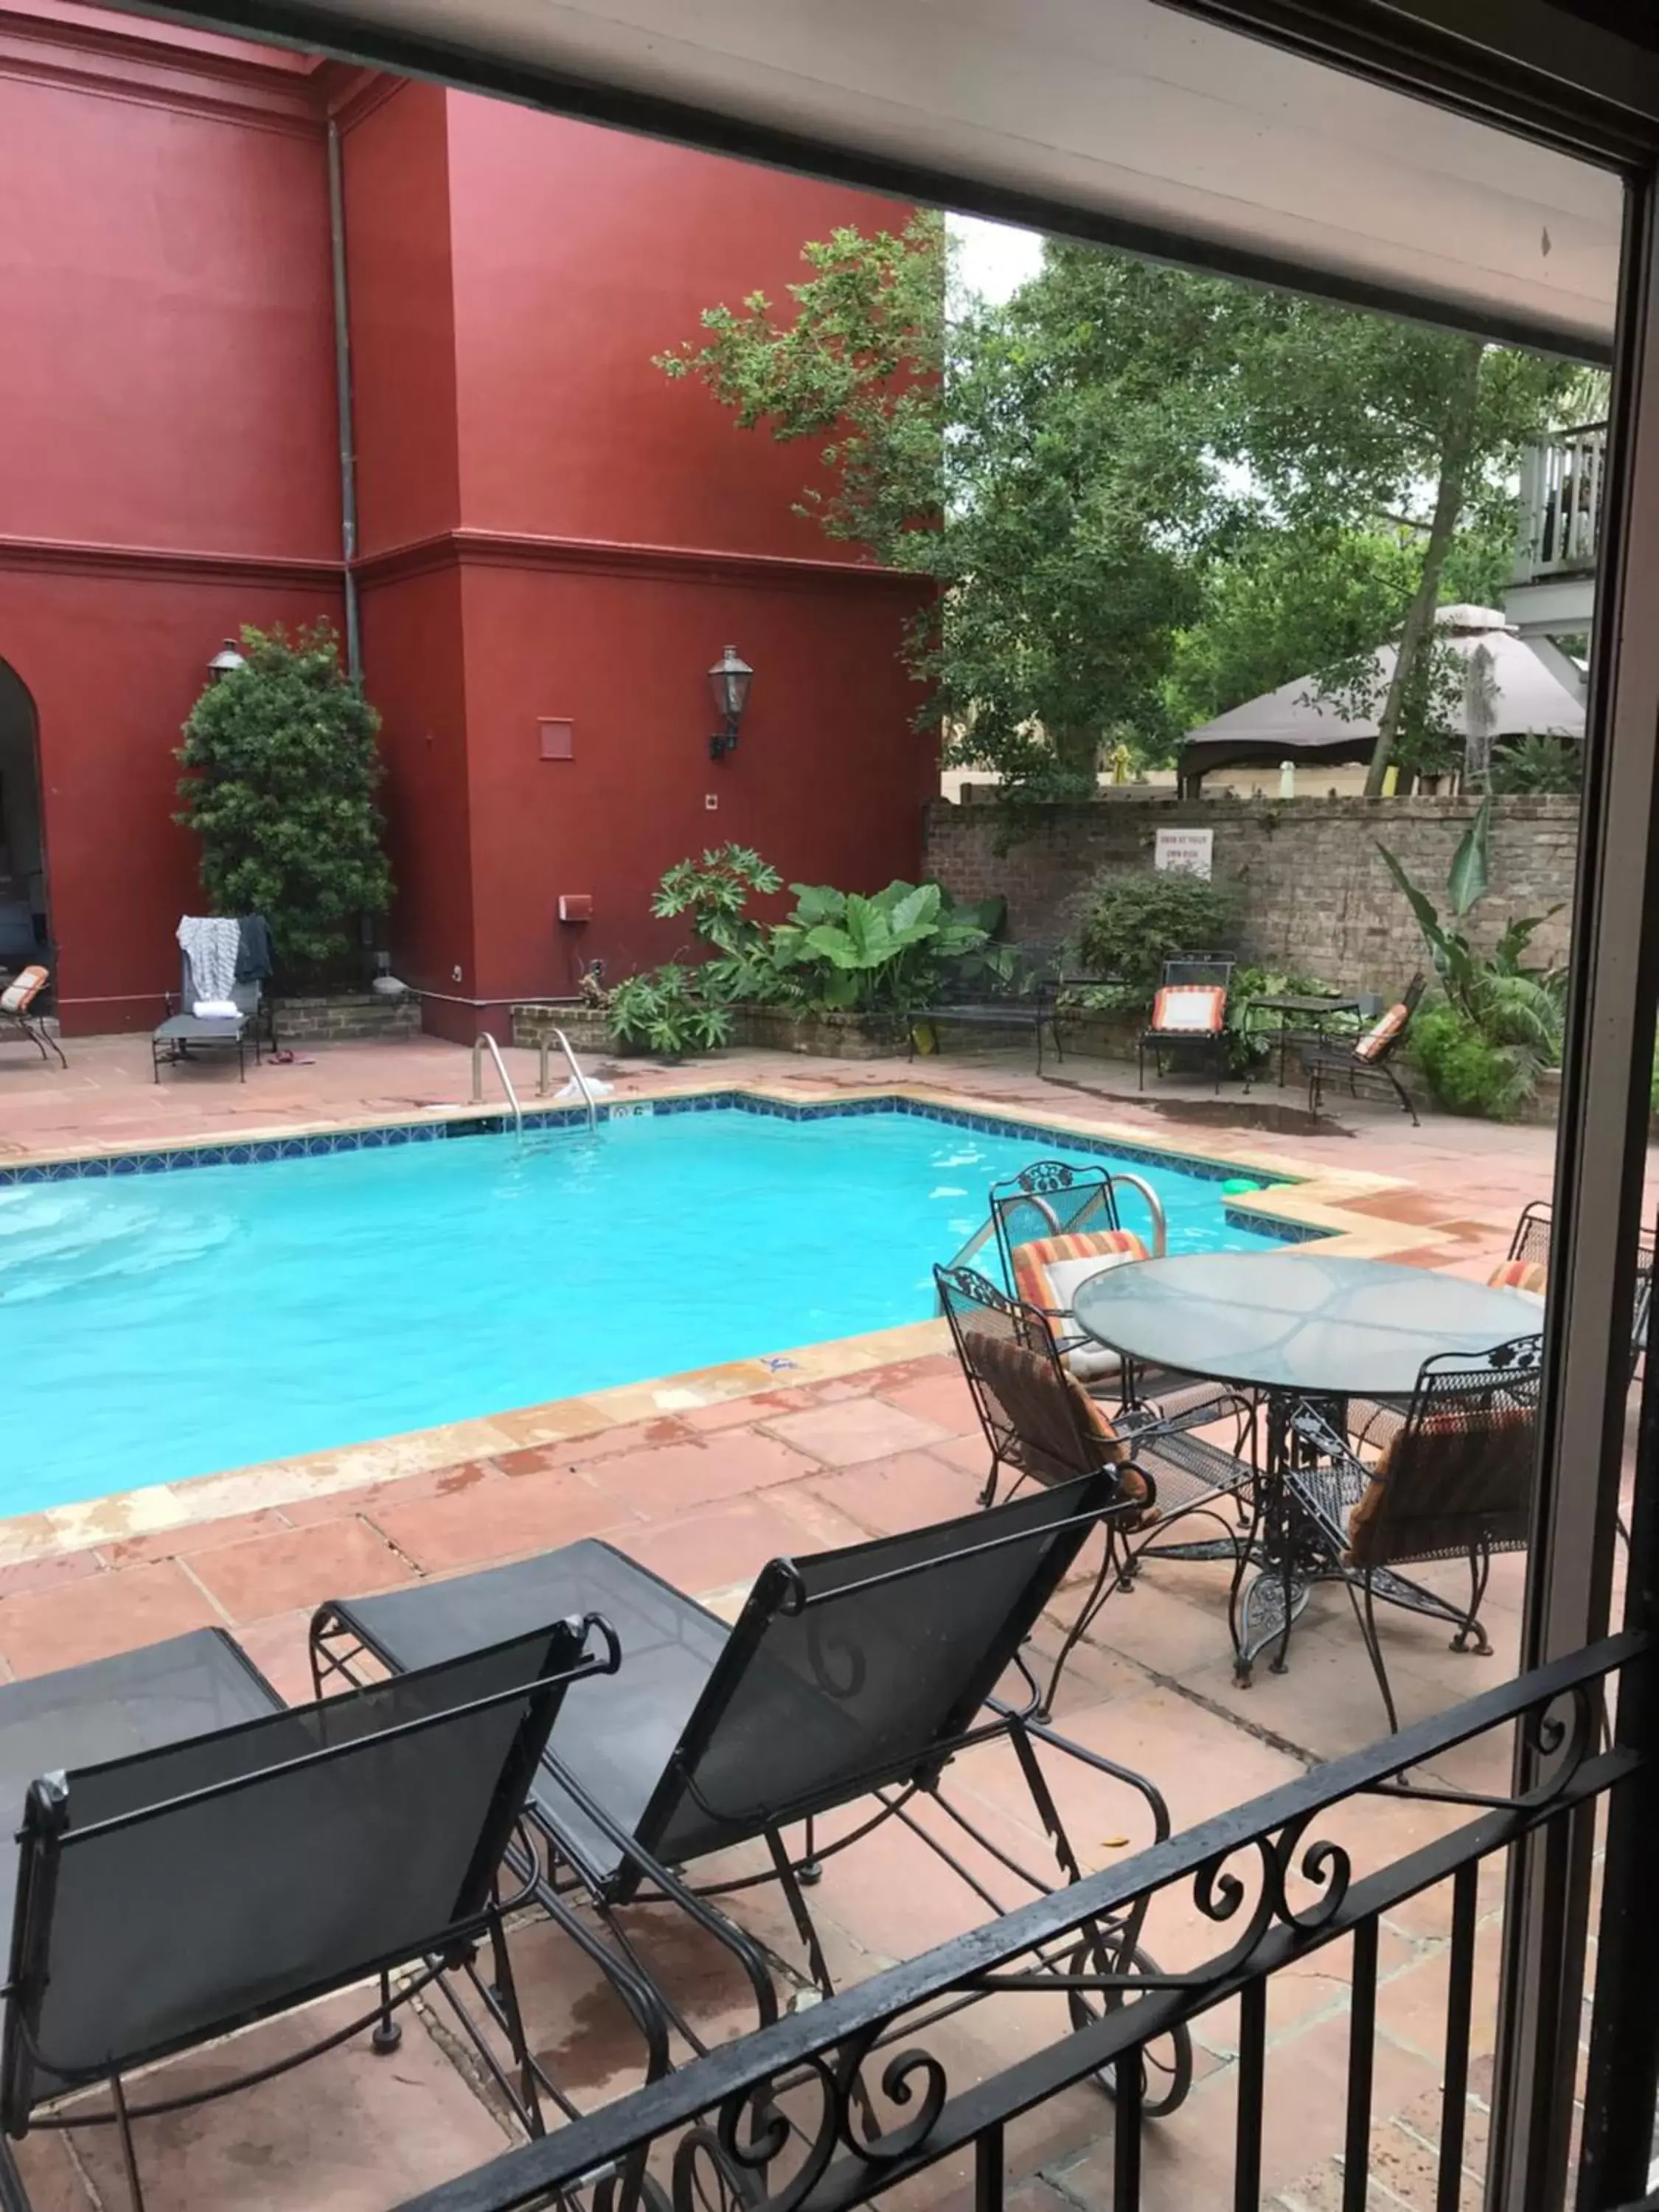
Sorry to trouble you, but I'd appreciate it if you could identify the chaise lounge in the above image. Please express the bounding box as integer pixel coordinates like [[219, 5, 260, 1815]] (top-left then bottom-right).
[[0, 1613, 641, 2211]]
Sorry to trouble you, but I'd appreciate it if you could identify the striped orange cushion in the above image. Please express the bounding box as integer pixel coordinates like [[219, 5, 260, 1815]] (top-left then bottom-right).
[[1353, 1002, 1409, 1062], [1487, 1259, 1548, 1294], [0, 964, 46, 1015], [1012, 1228, 1150, 1312], [1150, 985, 1225, 1034]]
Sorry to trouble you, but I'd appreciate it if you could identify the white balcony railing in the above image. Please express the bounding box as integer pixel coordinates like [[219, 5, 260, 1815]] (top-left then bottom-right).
[[1514, 420, 1605, 582]]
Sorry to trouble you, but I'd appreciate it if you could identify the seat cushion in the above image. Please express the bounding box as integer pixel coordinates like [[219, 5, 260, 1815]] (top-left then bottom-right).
[[330, 1540, 729, 1886], [1353, 1002, 1410, 1062], [1150, 985, 1225, 1034], [154, 1015, 243, 1041], [1010, 1231, 1149, 1315], [1487, 1258, 1548, 1296], [0, 1630, 280, 1962], [0, 966, 47, 1016]]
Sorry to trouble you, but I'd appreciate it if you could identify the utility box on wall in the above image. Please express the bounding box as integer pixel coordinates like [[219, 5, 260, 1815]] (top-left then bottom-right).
[[558, 894, 593, 922], [539, 719, 574, 760]]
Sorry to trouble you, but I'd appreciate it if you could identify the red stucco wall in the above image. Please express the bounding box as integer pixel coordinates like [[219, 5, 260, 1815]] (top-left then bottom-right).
[[0, 13, 342, 1031], [1, 16, 933, 1037], [350, 89, 934, 1017]]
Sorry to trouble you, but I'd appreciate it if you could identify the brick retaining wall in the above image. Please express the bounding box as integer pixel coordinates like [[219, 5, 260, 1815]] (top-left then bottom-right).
[[925, 793, 1579, 998], [272, 992, 422, 1043]]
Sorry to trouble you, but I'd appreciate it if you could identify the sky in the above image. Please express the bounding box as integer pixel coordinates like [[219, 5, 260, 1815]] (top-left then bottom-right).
[[949, 213, 1045, 304]]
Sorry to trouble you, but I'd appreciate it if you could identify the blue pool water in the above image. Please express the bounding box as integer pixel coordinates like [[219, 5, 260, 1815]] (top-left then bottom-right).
[[0, 1105, 1291, 1510]]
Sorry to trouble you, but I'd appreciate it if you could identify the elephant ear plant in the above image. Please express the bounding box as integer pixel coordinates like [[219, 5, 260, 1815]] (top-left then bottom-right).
[[768, 880, 1012, 1020], [1377, 796, 1565, 1119]]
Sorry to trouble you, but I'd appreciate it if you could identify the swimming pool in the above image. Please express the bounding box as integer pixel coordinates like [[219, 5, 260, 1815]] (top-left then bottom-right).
[[0, 1099, 1298, 1512]]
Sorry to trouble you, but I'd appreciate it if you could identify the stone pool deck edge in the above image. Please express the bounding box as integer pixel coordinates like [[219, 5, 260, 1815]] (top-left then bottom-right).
[[1, 1077, 1443, 1567]]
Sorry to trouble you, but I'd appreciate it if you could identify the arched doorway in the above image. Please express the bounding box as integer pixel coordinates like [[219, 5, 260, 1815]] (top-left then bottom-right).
[[0, 663, 48, 970]]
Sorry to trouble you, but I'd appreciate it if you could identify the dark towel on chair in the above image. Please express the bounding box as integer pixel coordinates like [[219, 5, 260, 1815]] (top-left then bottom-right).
[[235, 915, 273, 983]]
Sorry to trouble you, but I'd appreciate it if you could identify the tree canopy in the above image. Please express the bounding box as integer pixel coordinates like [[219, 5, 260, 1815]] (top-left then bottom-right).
[[658, 219, 1595, 807]]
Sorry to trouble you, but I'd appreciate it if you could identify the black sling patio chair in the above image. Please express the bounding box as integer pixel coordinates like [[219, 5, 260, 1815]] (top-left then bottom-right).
[[0, 1614, 637, 2212], [936, 1264, 1257, 1670], [311, 1475, 1196, 2117], [1275, 1336, 1543, 1730]]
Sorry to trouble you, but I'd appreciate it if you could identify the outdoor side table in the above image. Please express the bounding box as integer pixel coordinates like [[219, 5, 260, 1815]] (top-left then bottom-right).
[[1243, 993, 1360, 1090], [1071, 1251, 1543, 1680]]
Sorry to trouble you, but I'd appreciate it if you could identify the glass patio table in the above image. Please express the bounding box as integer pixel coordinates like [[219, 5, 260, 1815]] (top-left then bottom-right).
[[1242, 992, 1360, 1089], [1071, 1251, 1544, 1677]]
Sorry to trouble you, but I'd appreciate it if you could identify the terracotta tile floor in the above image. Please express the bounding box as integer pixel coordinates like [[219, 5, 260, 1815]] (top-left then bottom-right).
[[0, 1034, 1638, 2209]]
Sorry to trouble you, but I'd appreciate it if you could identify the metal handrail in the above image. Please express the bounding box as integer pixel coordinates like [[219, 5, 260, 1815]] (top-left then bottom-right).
[[469, 1030, 523, 1139], [536, 1028, 598, 1133], [1109, 1171, 1169, 1258]]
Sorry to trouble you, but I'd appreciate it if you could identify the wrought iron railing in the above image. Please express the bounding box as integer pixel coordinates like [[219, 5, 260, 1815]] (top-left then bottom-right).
[[1514, 421, 1607, 582], [393, 1632, 1646, 2212]]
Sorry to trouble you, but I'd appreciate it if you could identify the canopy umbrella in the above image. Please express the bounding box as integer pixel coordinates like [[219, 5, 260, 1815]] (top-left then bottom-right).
[[1179, 606, 1585, 785]]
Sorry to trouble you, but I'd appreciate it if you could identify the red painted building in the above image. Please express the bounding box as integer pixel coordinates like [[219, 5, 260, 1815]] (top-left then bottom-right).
[[0, 4, 931, 1037]]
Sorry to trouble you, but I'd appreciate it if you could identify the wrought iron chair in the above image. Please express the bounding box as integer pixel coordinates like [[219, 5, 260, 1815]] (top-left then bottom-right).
[[1304, 973, 1425, 1127], [1279, 1336, 1543, 1730], [1137, 953, 1234, 1094], [1487, 1195, 1653, 1543], [0, 1616, 640, 2211], [0, 964, 66, 1071], [936, 1264, 1257, 1674], [987, 1158, 1246, 1430], [311, 1475, 1196, 2116]]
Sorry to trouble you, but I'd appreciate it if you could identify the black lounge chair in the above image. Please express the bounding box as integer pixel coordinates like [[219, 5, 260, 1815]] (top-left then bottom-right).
[[151, 936, 276, 1084], [313, 1477, 1195, 2115], [0, 1615, 629, 2210]]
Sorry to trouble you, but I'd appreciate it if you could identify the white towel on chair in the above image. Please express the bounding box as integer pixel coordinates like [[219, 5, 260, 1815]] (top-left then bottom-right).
[[192, 999, 241, 1020], [178, 917, 240, 1006], [178, 916, 240, 1006]]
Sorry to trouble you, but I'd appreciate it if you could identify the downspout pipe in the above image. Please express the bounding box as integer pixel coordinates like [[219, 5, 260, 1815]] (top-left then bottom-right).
[[327, 118, 362, 682]]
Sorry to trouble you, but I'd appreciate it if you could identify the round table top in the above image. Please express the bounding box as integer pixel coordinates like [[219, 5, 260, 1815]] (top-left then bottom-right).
[[1071, 1251, 1543, 1398]]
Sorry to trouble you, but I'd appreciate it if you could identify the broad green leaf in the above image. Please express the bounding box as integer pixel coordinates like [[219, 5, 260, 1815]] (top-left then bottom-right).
[[1446, 797, 1491, 918], [789, 883, 845, 927], [1375, 841, 1451, 967]]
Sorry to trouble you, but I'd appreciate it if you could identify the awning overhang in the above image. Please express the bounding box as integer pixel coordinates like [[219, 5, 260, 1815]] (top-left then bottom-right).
[[114, 0, 1634, 359]]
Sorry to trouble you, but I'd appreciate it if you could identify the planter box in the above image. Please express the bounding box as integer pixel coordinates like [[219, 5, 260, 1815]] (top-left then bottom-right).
[[273, 992, 421, 1044], [740, 1007, 902, 1060], [511, 1003, 613, 1055]]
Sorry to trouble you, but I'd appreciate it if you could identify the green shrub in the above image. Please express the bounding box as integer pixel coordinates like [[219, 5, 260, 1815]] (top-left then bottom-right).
[[1491, 734, 1582, 796], [176, 622, 391, 971], [1073, 871, 1234, 1010], [1223, 964, 1352, 1075], [606, 964, 734, 1057], [1379, 798, 1564, 1116], [1411, 1002, 1544, 1121]]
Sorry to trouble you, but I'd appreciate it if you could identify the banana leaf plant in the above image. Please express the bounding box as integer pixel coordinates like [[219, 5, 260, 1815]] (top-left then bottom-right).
[[1376, 796, 1565, 1095]]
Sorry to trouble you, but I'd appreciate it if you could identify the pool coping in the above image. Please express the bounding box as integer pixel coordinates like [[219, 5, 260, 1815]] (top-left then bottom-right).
[[0, 1077, 1448, 1568]]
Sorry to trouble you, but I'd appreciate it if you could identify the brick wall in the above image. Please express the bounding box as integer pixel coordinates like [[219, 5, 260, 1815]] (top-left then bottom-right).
[[273, 992, 422, 1043], [925, 793, 1579, 998]]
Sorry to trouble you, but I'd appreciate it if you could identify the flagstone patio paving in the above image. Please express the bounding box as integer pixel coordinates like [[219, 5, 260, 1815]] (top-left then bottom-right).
[[0, 1034, 1632, 2210]]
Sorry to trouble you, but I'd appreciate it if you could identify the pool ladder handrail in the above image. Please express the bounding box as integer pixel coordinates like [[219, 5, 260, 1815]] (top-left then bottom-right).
[[535, 1028, 599, 1133], [938, 1173, 1169, 1299], [470, 1030, 523, 1140]]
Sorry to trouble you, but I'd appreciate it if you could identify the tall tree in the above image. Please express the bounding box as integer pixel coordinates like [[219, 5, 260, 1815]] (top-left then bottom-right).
[[659, 223, 1587, 807]]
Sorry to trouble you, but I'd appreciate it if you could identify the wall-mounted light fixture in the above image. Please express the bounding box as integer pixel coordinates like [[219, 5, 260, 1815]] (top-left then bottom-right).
[[206, 639, 247, 684], [707, 645, 753, 761]]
